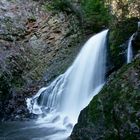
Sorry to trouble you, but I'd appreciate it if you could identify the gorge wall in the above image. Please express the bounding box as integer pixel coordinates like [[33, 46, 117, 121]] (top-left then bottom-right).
[[0, 0, 83, 121], [0, 2, 140, 140]]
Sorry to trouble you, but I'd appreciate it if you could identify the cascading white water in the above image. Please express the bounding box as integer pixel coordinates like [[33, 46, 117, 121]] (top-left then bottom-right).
[[127, 34, 134, 63], [26, 29, 108, 140]]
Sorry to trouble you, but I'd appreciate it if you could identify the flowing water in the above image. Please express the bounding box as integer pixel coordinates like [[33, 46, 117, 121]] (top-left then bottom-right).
[[0, 30, 108, 140], [127, 34, 134, 63]]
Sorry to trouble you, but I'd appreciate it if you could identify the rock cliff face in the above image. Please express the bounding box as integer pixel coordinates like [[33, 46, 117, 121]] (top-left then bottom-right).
[[0, 0, 82, 121], [0, 0, 140, 130], [71, 53, 140, 139]]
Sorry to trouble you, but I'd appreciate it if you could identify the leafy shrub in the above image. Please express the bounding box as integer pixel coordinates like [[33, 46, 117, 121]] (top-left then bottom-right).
[[43, 0, 69, 12], [80, 0, 111, 32]]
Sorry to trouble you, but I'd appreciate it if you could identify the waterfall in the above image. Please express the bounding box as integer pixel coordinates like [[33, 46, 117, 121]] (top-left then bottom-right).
[[26, 29, 108, 140], [127, 34, 134, 63]]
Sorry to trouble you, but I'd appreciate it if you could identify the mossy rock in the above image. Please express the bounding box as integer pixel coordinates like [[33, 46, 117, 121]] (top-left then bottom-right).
[[109, 17, 139, 69], [71, 55, 140, 140]]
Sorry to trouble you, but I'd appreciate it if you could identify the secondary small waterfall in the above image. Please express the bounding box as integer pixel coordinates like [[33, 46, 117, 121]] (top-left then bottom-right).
[[127, 34, 134, 63], [26, 29, 108, 140]]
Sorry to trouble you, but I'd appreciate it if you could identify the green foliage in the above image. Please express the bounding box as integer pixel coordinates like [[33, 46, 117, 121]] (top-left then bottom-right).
[[43, 0, 69, 12], [43, 0, 111, 32], [52, 0, 68, 11], [80, 0, 111, 32], [109, 17, 139, 68], [0, 72, 11, 100], [110, 17, 139, 47]]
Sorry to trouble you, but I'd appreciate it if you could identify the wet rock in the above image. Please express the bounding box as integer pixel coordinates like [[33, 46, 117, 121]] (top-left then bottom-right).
[[130, 123, 140, 134], [133, 30, 140, 52], [136, 112, 140, 120], [0, 0, 82, 121], [71, 54, 140, 139]]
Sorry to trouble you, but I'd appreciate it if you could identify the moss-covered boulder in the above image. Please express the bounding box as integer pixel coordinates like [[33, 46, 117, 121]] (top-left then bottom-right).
[[71, 54, 140, 140]]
